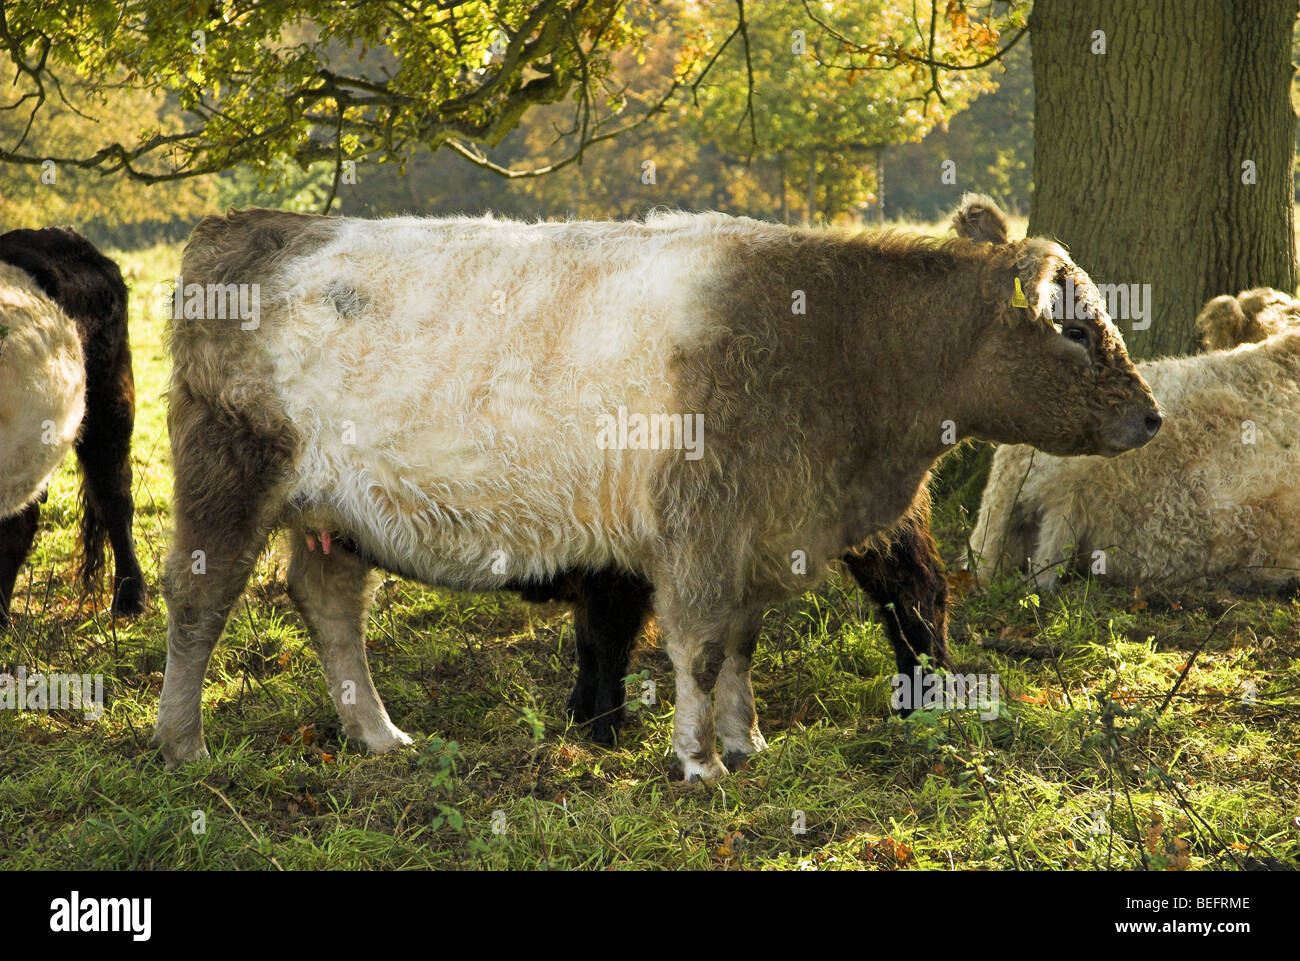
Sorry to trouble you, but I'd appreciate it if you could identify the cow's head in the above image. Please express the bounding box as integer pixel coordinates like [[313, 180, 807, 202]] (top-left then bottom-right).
[[952, 194, 1160, 457]]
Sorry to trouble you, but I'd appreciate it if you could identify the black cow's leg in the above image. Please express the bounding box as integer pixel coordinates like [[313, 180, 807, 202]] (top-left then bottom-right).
[[566, 569, 654, 744], [0, 499, 42, 626], [75, 360, 146, 617], [587, 570, 654, 744], [842, 510, 951, 713], [566, 597, 601, 728]]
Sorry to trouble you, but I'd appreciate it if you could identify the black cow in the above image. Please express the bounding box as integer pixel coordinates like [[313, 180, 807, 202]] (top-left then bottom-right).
[[0, 228, 145, 623]]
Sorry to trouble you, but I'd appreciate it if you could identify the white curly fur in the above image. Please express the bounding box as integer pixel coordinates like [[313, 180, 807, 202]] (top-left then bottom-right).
[[264, 212, 745, 589], [0, 263, 85, 518], [970, 290, 1300, 591], [1195, 287, 1300, 351]]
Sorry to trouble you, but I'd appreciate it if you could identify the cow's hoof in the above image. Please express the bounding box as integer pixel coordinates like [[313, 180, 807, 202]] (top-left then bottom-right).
[[566, 685, 597, 724], [150, 731, 209, 771], [361, 725, 414, 754], [682, 754, 728, 783], [587, 712, 627, 746], [721, 730, 768, 762], [722, 749, 763, 771], [112, 576, 148, 618]]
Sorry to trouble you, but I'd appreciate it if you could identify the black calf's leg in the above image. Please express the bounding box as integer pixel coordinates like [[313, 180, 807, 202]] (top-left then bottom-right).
[[565, 569, 654, 744], [0, 499, 42, 626], [842, 509, 951, 713], [566, 604, 600, 726], [587, 571, 654, 744], [75, 359, 146, 617]]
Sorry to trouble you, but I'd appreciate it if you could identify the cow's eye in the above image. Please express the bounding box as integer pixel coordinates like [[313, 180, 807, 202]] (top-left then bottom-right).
[[1063, 325, 1089, 346]]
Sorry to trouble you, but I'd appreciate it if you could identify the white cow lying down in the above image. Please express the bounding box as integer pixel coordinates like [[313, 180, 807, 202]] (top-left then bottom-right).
[[970, 288, 1300, 592], [0, 263, 86, 518]]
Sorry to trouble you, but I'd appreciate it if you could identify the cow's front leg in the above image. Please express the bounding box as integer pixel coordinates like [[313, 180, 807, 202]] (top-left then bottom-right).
[[715, 613, 768, 763], [658, 596, 741, 781], [286, 530, 412, 754]]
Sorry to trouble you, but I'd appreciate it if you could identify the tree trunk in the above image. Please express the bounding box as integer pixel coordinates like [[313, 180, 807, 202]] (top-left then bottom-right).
[[1030, 0, 1296, 358], [807, 149, 818, 222]]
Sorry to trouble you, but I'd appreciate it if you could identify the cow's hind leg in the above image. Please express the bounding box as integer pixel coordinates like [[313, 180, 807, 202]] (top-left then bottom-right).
[[286, 531, 412, 754], [665, 628, 726, 781], [151, 388, 292, 768], [0, 498, 42, 626], [566, 568, 654, 744], [151, 505, 274, 769], [76, 359, 146, 617]]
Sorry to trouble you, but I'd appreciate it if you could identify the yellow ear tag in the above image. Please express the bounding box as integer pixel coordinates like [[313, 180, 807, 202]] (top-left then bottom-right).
[[1011, 277, 1030, 309]]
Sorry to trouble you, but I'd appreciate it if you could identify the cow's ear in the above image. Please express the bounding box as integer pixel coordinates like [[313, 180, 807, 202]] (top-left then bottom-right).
[[952, 193, 1010, 244], [1195, 294, 1248, 350], [1008, 239, 1070, 322]]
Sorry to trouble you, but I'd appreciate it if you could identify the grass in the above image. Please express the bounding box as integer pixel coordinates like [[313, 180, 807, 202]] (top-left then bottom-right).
[[0, 240, 1297, 871]]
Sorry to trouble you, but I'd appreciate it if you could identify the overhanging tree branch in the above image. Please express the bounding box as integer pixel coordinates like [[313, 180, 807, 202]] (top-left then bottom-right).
[[0, 0, 634, 183], [799, 0, 1028, 104], [0, 0, 1025, 191]]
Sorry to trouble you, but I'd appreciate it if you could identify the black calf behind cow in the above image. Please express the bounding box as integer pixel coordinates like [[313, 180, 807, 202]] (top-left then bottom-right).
[[0, 228, 145, 623]]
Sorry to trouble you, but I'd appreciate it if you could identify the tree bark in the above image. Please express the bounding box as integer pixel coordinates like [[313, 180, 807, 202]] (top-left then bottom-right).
[[1030, 0, 1297, 358]]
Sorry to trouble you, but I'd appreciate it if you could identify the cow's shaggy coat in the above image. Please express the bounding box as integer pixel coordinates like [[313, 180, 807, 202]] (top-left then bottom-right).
[[970, 289, 1300, 592], [153, 204, 1156, 779], [0, 229, 145, 622]]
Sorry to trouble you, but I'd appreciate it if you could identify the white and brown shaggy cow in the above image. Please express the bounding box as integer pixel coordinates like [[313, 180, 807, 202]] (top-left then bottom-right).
[[0, 264, 86, 521], [970, 287, 1300, 593], [152, 202, 1158, 780]]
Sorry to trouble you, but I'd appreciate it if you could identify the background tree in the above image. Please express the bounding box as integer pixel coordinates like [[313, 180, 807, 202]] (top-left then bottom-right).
[[672, 0, 995, 222], [335, 0, 1018, 223], [0, 0, 1028, 238], [1030, 0, 1298, 357], [0, 85, 218, 246], [0, 0, 656, 193], [881, 33, 1034, 220]]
